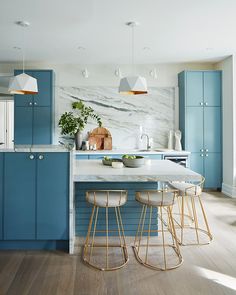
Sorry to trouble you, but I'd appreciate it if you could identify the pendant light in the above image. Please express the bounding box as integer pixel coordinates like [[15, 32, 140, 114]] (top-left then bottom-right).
[[8, 21, 38, 95], [119, 22, 147, 95]]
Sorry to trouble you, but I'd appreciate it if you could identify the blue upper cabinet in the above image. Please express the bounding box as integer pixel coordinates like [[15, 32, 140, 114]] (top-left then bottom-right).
[[14, 70, 53, 145], [0, 154, 3, 240], [178, 70, 222, 188], [32, 71, 52, 107], [204, 71, 221, 107], [36, 153, 69, 240], [186, 72, 203, 106], [4, 153, 36, 240]]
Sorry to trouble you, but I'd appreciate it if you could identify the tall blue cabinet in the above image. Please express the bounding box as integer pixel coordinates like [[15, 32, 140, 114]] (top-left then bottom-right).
[[14, 70, 53, 145], [178, 70, 222, 188]]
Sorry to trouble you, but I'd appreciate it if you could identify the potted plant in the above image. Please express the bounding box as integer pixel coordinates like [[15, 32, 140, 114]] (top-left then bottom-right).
[[59, 100, 102, 150]]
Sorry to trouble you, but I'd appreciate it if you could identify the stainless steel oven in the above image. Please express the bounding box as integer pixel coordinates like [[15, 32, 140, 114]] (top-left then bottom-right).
[[164, 155, 188, 168]]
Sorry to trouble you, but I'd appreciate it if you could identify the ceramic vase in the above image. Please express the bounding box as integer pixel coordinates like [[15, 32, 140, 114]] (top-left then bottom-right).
[[175, 130, 182, 151], [75, 131, 83, 150]]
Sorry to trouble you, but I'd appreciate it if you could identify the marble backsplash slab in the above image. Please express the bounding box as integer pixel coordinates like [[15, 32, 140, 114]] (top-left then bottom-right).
[[55, 86, 175, 149]]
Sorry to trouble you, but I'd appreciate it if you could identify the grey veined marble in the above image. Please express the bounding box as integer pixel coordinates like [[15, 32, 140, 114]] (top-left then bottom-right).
[[56, 87, 175, 149]]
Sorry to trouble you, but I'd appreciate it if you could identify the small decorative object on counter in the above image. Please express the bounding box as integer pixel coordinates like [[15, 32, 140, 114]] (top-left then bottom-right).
[[168, 130, 174, 150], [85, 141, 90, 150], [175, 130, 182, 151], [88, 127, 112, 150], [102, 156, 123, 166], [112, 161, 124, 168]]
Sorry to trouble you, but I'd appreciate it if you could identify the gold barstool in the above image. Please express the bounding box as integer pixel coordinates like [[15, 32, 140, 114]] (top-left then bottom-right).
[[133, 189, 183, 271], [83, 190, 129, 271], [169, 177, 213, 245]]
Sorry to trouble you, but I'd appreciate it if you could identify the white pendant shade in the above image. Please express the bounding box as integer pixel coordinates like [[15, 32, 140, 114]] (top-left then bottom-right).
[[8, 73, 38, 95], [119, 76, 148, 95]]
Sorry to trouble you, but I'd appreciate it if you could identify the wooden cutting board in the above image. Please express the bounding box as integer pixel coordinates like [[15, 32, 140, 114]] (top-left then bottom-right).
[[88, 127, 112, 150]]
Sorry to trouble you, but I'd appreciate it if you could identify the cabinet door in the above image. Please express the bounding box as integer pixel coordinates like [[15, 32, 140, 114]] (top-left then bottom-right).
[[14, 70, 33, 107], [204, 153, 222, 188], [185, 107, 203, 152], [204, 72, 221, 106], [190, 153, 204, 176], [0, 153, 3, 239], [37, 153, 69, 240], [14, 106, 33, 145], [186, 72, 203, 106], [4, 153, 36, 240], [33, 107, 52, 144], [204, 107, 221, 153], [32, 71, 52, 107]]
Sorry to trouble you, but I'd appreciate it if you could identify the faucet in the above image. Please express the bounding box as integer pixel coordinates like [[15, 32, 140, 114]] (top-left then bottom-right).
[[141, 133, 151, 150]]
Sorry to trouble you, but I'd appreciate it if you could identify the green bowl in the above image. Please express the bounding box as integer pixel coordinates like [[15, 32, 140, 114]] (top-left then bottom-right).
[[122, 156, 145, 168]]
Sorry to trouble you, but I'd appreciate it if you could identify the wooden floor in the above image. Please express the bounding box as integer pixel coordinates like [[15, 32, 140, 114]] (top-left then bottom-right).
[[1, 192, 236, 295]]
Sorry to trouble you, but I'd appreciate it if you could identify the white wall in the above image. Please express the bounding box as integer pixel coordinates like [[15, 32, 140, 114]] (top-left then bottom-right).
[[0, 62, 214, 88], [215, 55, 236, 197]]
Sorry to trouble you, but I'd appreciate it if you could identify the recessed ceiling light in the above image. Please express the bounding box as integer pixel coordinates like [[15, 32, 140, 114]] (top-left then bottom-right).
[[15, 21, 30, 27]]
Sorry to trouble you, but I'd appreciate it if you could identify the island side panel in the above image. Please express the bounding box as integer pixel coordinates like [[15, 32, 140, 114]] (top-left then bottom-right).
[[75, 182, 159, 237]]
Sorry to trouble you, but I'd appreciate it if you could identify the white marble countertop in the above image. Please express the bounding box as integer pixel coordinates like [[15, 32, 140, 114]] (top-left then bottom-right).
[[73, 149, 190, 156], [0, 145, 69, 152], [73, 159, 201, 182]]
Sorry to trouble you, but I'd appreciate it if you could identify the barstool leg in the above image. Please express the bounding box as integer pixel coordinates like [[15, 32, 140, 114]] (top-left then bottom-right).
[[145, 206, 153, 264], [138, 205, 147, 254], [191, 197, 200, 244], [198, 196, 213, 240], [89, 206, 99, 261], [84, 206, 95, 257]]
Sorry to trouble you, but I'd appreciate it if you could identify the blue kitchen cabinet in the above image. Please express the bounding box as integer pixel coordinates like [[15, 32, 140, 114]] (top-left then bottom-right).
[[204, 71, 221, 107], [14, 107, 33, 144], [190, 153, 204, 176], [3, 152, 69, 245], [37, 153, 69, 240], [14, 70, 53, 145], [33, 107, 52, 144], [186, 72, 203, 106], [185, 107, 204, 152], [179, 70, 222, 188], [204, 153, 222, 188], [204, 107, 221, 153], [32, 71, 52, 107], [0, 154, 3, 239], [4, 153, 36, 240]]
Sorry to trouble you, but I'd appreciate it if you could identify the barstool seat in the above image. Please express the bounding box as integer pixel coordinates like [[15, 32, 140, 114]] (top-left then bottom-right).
[[86, 190, 127, 207], [170, 182, 202, 196], [136, 191, 175, 206]]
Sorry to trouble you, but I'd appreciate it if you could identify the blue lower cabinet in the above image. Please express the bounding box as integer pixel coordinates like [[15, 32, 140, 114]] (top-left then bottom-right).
[[204, 153, 222, 188], [4, 153, 36, 240], [190, 153, 204, 175], [0, 154, 3, 239], [36, 153, 69, 240]]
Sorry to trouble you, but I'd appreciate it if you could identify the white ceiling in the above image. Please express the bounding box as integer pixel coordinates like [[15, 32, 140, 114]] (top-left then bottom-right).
[[0, 0, 235, 64]]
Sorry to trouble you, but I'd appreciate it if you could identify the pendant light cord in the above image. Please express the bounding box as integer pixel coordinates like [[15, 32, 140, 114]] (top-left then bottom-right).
[[132, 24, 134, 75], [22, 26, 25, 73]]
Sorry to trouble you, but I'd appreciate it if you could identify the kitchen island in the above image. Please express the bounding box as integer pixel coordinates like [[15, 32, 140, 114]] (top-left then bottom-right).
[[71, 159, 201, 254]]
